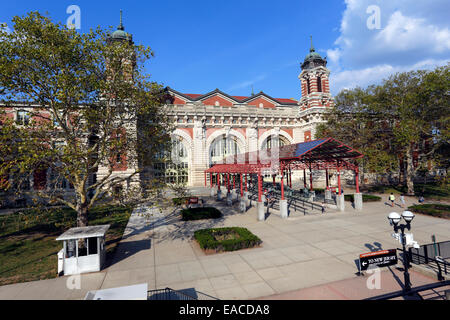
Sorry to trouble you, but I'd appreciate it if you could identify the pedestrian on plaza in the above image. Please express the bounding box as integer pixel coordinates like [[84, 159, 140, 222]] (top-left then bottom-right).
[[389, 193, 395, 207], [418, 195, 425, 203], [400, 194, 405, 208]]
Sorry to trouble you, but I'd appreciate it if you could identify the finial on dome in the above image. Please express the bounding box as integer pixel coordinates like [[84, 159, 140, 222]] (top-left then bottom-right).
[[310, 35, 315, 52], [118, 10, 124, 31]]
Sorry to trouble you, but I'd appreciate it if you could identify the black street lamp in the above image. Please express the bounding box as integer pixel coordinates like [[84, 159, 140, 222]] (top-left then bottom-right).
[[387, 211, 415, 293]]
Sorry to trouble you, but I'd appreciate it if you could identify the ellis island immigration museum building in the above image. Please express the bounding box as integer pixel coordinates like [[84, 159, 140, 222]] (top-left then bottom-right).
[[161, 44, 334, 187]]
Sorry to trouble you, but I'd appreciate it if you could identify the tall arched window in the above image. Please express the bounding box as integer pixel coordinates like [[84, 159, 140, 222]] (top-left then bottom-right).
[[317, 76, 322, 92], [306, 78, 311, 94], [210, 135, 241, 165], [262, 135, 289, 150], [153, 137, 189, 185]]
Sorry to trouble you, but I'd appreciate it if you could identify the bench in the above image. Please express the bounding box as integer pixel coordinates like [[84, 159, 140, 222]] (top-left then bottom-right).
[[186, 197, 204, 208]]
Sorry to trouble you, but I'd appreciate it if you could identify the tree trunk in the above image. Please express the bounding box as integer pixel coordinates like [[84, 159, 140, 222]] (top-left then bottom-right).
[[405, 146, 415, 195], [77, 204, 88, 227]]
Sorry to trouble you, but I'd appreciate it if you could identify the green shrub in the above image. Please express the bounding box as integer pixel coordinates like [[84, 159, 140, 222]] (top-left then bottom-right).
[[344, 194, 382, 202], [194, 227, 262, 252], [181, 207, 222, 221], [408, 204, 450, 219], [172, 197, 189, 206]]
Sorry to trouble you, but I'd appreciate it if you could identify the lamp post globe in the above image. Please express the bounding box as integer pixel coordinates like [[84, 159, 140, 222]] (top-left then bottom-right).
[[388, 212, 401, 225], [402, 211, 415, 223]]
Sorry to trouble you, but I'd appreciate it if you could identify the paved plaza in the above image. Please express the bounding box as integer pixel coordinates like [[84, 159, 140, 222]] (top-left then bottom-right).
[[0, 192, 449, 300]]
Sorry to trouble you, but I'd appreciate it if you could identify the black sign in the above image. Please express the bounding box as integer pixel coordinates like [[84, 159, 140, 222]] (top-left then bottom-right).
[[359, 249, 397, 271]]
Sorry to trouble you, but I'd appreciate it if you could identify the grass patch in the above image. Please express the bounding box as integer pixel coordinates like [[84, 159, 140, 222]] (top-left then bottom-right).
[[344, 194, 382, 202], [407, 204, 450, 219], [194, 227, 262, 253], [181, 207, 222, 221], [363, 183, 450, 200], [0, 205, 132, 286]]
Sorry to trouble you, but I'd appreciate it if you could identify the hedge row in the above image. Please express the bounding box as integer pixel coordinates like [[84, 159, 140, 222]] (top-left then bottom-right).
[[181, 207, 222, 221], [408, 204, 450, 219], [344, 194, 382, 202], [194, 227, 262, 252]]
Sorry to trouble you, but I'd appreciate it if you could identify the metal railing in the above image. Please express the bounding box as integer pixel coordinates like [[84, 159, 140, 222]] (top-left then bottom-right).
[[147, 287, 219, 300], [409, 240, 450, 262], [408, 240, 450, 280], [247, 186, 324, 215]]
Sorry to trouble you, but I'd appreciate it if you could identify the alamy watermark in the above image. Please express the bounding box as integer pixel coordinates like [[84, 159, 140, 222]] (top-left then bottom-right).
[[366, 5, 381, 30], [66, 5, 81, 30], [366, 267, 382, 290]]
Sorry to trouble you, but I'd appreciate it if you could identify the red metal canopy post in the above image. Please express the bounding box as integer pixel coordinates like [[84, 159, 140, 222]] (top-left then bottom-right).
[[337, 162, 342, 195], [355, 167, 360, 193], [258, 171, 262, 202]]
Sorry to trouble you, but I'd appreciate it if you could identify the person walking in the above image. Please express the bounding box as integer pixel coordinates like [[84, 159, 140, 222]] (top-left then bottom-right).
[[400, 194, 405, 208], [389, 193, 396, 207]]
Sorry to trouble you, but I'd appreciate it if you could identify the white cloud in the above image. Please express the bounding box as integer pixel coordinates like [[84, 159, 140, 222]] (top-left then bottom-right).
[[375, 11, 450, 54], [326, 48, 341, 64], [331, 59, 449, 92], [327, 0, 450, 94]]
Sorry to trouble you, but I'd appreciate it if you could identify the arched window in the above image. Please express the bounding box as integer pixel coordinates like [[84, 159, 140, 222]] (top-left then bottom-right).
[[153, 137, 189, 185], [210, 134, 240, 165], [306, 79, 311, 94], [317, 76, 322, 92], [262, 135, 289, 150]]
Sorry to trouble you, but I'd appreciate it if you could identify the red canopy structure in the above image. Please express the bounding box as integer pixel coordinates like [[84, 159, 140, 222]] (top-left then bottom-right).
[[204, 138, 364, 202]]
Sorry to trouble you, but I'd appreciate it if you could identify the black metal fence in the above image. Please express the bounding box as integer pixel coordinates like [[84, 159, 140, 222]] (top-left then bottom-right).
[[408, 240, 450, 280], [147, 288, 219, 300]]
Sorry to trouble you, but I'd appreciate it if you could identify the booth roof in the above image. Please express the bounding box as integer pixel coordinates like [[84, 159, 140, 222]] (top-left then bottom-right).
[[56, 225, 110, 241]]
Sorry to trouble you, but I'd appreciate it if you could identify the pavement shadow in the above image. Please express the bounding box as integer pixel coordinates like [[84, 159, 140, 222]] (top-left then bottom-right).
[[365, 242, 383, 252], [105, 238, 152, 268], [384, 202, 396, 208], [150, 199, 232, 243]]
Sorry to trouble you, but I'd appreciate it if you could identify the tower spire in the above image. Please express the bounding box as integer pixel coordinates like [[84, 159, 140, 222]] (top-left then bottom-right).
[[118, 10, 124, 30], [310, 35, 315, 52]]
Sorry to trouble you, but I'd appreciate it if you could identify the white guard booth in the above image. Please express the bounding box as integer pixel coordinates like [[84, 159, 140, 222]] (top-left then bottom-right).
[[56, 225, 110, 276]]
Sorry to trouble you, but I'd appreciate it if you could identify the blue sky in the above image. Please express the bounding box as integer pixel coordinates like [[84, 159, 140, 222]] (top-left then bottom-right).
[[1, 0, 449, 99]]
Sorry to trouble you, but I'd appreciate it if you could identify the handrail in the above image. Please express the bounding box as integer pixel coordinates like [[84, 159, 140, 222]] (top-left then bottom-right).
[[247, 186, 324, 215], [148, 287, 198, 300], [408, 250, 449, 280]]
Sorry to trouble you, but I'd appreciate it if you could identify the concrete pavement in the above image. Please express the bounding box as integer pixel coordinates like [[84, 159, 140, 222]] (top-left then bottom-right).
[[0, 193, 449, 300]]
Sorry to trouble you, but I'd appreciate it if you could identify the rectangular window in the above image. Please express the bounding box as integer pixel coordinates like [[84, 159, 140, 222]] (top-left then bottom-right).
[[16, 110, 30, 125], [88, 237, 98, 255]]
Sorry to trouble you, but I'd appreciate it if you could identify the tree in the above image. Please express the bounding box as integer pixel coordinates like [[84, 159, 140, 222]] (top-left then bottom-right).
[[317, 65, 449, 194], [0, 12, 173, 226], [316, 86, 398, 186], [375, 67, 449, 194]]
